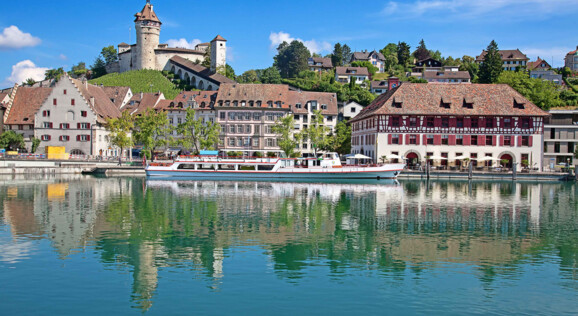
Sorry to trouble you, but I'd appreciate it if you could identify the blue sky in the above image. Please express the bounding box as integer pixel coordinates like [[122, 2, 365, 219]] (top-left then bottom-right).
[[1, 0, 577, 88]]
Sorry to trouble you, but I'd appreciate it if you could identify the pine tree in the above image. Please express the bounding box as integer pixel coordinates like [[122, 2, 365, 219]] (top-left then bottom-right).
[[342, 44, 352, 65], [413, 39, 430, 61], [331, 43, 343, 67], [397, 42, 411, 66], [478, 40, 503, 84]]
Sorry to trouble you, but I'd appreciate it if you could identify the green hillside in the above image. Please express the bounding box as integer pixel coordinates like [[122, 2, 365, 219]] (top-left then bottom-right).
[[89, 69, 182, 99]]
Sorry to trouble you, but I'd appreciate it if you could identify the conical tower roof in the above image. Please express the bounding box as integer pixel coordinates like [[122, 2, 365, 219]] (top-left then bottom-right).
[[134, 1, 161, 24]]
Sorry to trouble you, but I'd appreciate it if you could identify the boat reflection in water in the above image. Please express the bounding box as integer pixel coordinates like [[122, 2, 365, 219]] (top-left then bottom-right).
[[0, 176, 576, 313]]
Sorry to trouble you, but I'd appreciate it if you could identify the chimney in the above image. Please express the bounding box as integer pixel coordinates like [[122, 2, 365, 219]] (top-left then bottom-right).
[[140, 92, 144, 99], [90, 96, 95, 106]]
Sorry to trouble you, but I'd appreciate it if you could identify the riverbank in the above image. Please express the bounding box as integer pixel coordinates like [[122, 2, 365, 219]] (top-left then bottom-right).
[[399, 169, 575, 181]]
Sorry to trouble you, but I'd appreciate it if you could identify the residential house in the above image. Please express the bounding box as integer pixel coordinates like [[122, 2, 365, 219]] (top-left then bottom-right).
[[564, 46, 578, 72], [214, 83, 337, 155], [158, 90, 218, 139], [370, 77, 400, 94], [350, 83, 549, 170], [530, 70, 563, 85], [307, 57, 333, 72], [33, 74, 121, 156], [412, 57, 443, 72], [3, 85, 53, 151], [335, 67, 370, 85], [339, 101, 364, 121], [527, 57, 551, 71], [102, 86, 133, 109], [123, 92, 165, 115], [475, 49, 529, 71], [543, 109, 578, 169], [351, 50, 386, 73], [422, 69, 471, 84]]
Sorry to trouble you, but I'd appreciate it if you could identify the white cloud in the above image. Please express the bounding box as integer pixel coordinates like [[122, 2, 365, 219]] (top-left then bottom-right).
[[166, 38, 202, 50], [381, 0, 578, 20], [269, 31, 332, 54], [5, 60, 49, 85], [58, 54, 68, 61], [226, 46, 235, 62], [0, 25, 41, 49]]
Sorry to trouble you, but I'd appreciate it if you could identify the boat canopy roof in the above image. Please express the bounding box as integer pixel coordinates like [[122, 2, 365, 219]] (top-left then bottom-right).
[[199, 150, 219, 156]]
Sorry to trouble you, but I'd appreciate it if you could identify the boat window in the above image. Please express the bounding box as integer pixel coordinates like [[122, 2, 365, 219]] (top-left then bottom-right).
[[257, 165, 274, 171], [177, 164, 195, 169]]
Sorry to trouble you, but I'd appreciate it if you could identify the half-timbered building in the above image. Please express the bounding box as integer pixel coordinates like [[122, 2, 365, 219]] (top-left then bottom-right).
[[350, 83, 549, 170]]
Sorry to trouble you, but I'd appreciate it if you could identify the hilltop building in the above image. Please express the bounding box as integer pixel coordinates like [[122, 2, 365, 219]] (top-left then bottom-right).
[[564, 46, 578, 72], [475, 49, 529, 71], [115, 1, 231, 90], [350, 83, 549, 170], [350, 50, 386, 73], [527, 57, 551, 71]]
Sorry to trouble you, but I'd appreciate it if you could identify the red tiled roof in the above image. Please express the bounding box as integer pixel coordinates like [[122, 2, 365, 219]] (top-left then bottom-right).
[[216, 84, 291, 108], [288, 90, 338, 115], [476, 49, 529, 62], [211, 35, 227, 42], [101, 86, 132, 109], [351, 83, 549, 123], [125, 92, 164, 115], [309, 57, 333, 68], [71, 78, 122, 122], [134, 3, 161, 24], [158, 90, 218, 111], [335, 67, 370, 76], [527, 57, 551, 70], [169, 56, 235, 85], [5, 87, 52, 124]]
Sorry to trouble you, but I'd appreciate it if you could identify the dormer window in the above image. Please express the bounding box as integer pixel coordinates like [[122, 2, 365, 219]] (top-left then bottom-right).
[[514, 98, 525, 109], [440, 97, 451, 109], [267, 101, 273, 108], [233, 101, 238, 107]]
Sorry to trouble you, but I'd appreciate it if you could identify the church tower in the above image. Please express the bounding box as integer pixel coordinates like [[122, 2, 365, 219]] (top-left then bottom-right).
[[134, 0, 161, 70], [210, 35, 227, 73]]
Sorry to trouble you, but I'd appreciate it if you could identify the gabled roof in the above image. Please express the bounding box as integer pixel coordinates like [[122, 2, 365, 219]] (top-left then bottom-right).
[[158, 90, 218, 111], [169, 56, 235, 85], [125, 92, 164, 115], [216, 84, 291, 108], [134, 3, 161, 24], [566, 46, 578, 56], [5, 87, 53, 125], [101, 86, 132, 109], [118, 42, 130, 47], [423, 71, 471, 80], [71, 78, 122, 122], [335, 67, 370, 76], [352, 50, 385, 62], [475, 49, 529, 62], [527, 57, 551, 70], [309, 57, 333, 68], [351, 83, 549, 123]]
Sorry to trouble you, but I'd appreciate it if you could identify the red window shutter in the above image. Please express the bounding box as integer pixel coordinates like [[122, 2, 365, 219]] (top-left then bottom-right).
[[388, 134, 392, 144], [416, 134, 420, 145], [53, 99, 57, 106], [405, 134, 410, 144], [77, 123, 80, 129], [529, 118, 534, 128], [71, 99, 75, 106], [492, 136, 496, 146], [87, 123, 91, 129], [49, 123, 53, 128], [517, 136, 522, 147], [499, 136, 504, 146], [47, 135, 51, 141], [463, 135, 471, 145], [465, 118, 472, 127], [449, 135, 456, 145], [423, 134, 427, 144], [434, 117, 441, 127], [528, 135, 533, 146], [434, 135, 442, 145], [449, 118, 456, 128], [479, 135, 485, 146], [76, 135, 80, 141], [87, 135, 91, 141]]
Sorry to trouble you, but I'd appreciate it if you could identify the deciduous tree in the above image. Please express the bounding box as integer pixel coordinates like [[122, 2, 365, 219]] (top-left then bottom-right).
[[323, 120, 351, 155], [44, 68, 64, 81], [272, 114, 298, 157], [301, 110, 330, 156], [177, 107, 220, 153], [0, 130, 25, 151], [274, 40, 311, 78], [134, 109, 172, 159], [107, 110, 134, 162]]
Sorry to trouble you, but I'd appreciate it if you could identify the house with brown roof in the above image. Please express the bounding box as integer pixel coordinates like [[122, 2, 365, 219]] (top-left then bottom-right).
[[475, 49, 529, 71], [33, 74, 121, 156], [214, 83, 338, 155], [117, 2, 227, 74], [159, 90, 218, 139], [124, 92, 165, 115], [101, 86, 133, 109], [308, 57, 333, 72], [350, 83, 549, 170], [351, 50, 386, 73], [564, 46, 578, 72], [335, 67, 370, 86], [527, 57, 551, 71], [422, 69, 471, 84]]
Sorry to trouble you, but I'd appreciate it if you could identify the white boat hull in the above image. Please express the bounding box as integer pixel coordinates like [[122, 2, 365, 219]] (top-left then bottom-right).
[[146, 164, 405, 180]]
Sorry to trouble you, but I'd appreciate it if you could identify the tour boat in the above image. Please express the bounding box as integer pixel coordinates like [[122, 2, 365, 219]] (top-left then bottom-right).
[[145, 152, 405, 180]]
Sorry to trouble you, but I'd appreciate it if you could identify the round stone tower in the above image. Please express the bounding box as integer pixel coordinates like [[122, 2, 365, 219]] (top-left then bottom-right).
[[134, 0, 161, 70]]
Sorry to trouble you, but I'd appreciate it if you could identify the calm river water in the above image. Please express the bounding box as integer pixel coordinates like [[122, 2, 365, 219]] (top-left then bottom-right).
[[0, 176, 576, 315]]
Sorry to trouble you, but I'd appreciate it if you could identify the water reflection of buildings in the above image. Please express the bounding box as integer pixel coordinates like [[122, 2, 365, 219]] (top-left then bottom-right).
[[1, 177, 575, 310]]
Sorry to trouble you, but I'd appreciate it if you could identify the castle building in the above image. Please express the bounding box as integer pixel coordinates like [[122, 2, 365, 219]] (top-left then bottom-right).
[[117, 1, 229, 88]]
